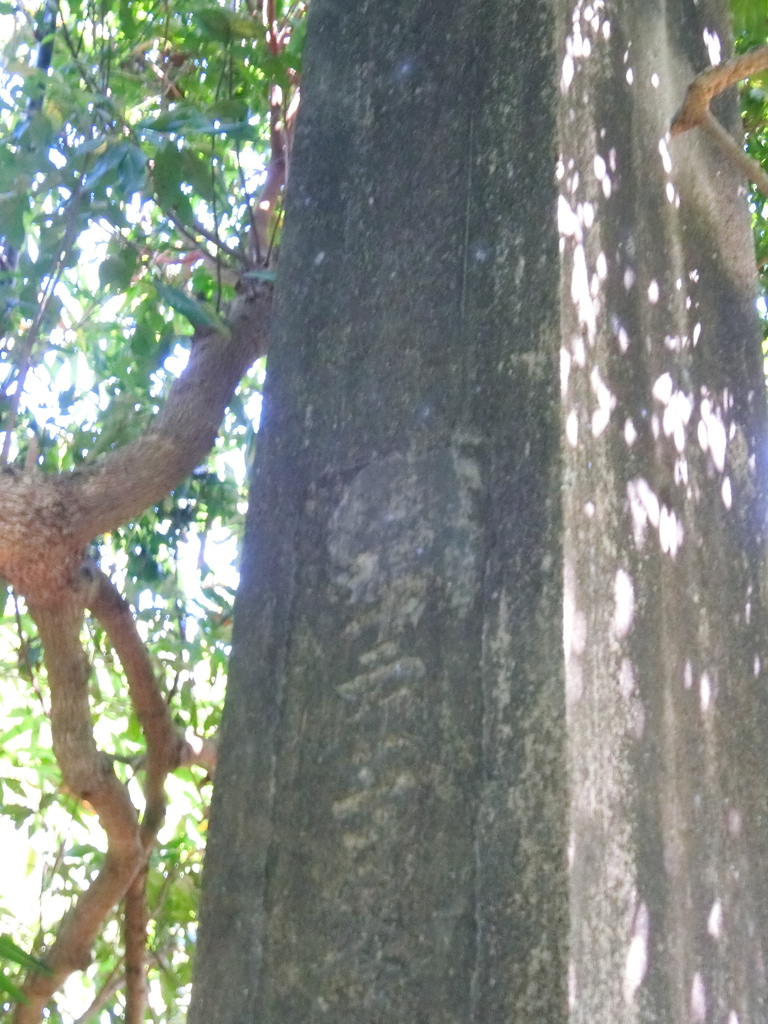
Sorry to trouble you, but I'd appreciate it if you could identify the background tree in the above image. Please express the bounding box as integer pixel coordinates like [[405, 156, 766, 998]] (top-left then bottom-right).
[[0, 1, 303, 1020], [187, 0, 768, 1022]]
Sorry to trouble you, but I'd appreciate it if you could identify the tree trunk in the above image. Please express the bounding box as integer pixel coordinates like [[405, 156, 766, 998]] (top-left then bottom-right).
[[188, 0, 768, 1021]]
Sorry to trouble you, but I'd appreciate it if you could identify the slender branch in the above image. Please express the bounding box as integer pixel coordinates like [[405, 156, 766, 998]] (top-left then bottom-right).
[[165, 207, 243, 264], [179, 730, 218, 774], [85, 564, 180, 1022], [84, 564, 216, 1018], [123, 870, 150, 1024], [71, 958, 126, 1024], [15, 590, 144, 1024], [700, 109, 768, 197], [249, 85, 299, 262], [85, 566, 180, 771]]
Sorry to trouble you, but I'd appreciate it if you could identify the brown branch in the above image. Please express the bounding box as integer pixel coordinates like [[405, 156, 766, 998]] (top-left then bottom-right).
[[249, 95, 286, 263], [71, 958, 126, 1024], [69, 286, 271, 544], [0, 283, 272, 602], [670, 45, 768, 198], [14, 565, 212, 1023], [15, 590, 144, 1024], [84, 565, 183, 796], [0, 282, 271, 604], [84, 564, 187, 1022], [247, 2, 298, 262], [123, 869, 150, 1024], [178, 730, 218, 775], [263, 0, 279, 56], [671, 45, 768, 135], [698, 109, 768, 197]]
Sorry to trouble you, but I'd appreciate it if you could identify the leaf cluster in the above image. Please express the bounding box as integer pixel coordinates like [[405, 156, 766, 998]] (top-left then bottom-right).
[[0, 0, 298, 1017]]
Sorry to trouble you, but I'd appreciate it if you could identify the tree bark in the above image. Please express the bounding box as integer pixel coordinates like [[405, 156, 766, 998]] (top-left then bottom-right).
[[189, 0, 768, 1021]]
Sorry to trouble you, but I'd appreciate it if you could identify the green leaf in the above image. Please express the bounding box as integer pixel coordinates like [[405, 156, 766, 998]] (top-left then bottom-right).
[[17, 111, 54, 150], [117, 144, 148, 195], [140, 106, 213, 134], [207, 98, 249, 125], [153, 144, 195, 223], [88, 141, 136, 188], [98, 249, 137, 291], [732, 0, 768, 40], [0, 192, 27, 249], [194, 8, 236, 42], [0, 974, 27, 1002], [179, 150, 217, 202], [154, 281, 231, 335], [118, 0, 135, 35], [0, 934, 50, 973]]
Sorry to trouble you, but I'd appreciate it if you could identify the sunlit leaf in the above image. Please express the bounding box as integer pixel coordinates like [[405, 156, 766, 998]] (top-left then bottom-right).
[[0, 934, 50, 973]]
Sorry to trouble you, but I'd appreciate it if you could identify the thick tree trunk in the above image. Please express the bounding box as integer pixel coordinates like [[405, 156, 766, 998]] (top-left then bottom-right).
[[189, 1, 565, 1021], [189, 0, 768, 1021]]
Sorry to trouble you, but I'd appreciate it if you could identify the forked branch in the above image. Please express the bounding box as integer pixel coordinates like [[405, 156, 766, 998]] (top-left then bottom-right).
[[671, 44, 768, 197], [15, 571, 215, 1023]]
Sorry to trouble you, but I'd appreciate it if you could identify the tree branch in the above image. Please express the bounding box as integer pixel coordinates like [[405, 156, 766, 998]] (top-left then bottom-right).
[[84, 565, 183, 801], [671, 45, 768, 198], [123, 869, 150, 1024], [15, 590, 144, 1024], [671, 45, 768, 135], [85, 564, 192, 1022], [699, 109, 768, 197], [68, 287, 271, 545], [0, 284, 271, 604], [15, 567, 213, 1023], [71, 957, 126, 1024]]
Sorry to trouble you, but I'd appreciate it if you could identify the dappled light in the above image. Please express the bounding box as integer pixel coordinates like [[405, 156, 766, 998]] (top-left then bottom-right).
[[612, 569, 634, 639], [622, 901, 649, 1003]]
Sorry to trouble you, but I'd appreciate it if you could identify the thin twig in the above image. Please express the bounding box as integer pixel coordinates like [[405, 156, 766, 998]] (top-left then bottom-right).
[[165, 208, 242, 263]]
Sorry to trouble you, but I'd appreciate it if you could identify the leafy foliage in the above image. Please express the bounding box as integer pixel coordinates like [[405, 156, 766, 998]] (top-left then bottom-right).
[[0, 0, 300, 1018]]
